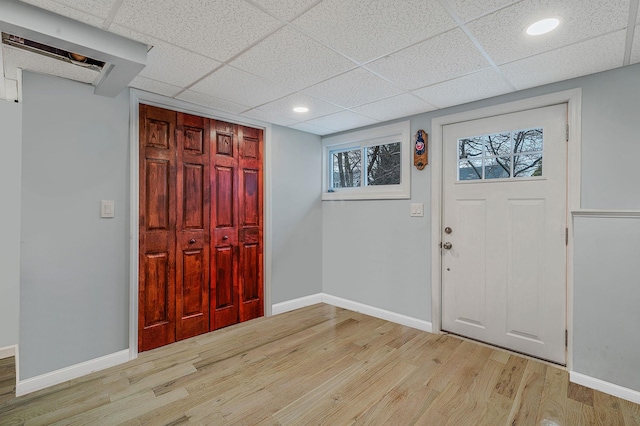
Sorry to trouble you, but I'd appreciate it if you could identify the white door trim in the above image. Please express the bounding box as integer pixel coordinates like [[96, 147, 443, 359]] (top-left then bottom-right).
[[430, 88, 582, 370], [128, 89, 273, 361]]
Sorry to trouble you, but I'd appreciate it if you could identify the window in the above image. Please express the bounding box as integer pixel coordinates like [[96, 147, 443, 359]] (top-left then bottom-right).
[[322, 121, 411, 200], [458, 127, 543, 181]]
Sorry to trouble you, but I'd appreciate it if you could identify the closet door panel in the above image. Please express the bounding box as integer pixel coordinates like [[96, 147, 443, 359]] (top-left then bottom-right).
[[238, 126, 264, 322], [176, 113, 210, 341], [210, 120, 240, 330], [139, 104, 177, 351]]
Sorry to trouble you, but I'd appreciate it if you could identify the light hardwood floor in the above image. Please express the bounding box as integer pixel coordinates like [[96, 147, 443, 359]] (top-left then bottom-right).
[[1, 304, 639, 425]]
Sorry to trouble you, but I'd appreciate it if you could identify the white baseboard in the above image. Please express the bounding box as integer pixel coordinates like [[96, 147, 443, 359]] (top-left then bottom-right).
[[570, 371, 640, 404], [15, 294, 428, 397], [273, 293, 433, 333], [272, 293, 323, 315], [16, 349, 130, 396], [0, 345, 16, 359], [322, 294, 433, 333]]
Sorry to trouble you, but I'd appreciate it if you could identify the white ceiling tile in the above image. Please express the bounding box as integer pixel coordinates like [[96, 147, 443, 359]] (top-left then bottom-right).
[[128, 76, 182, 97], [190, 66, 295, 108], [107, 23, 155, 46], [444, 0, 518, 22], [304, 110, 379, 133], [230, 26, 355, 91], [5, 0, 635, 135], [240, 108, 298, 127], [367, 28, 489, 90], [351, 94, 437, 121], [250, 0, 319, 21], [19, 0, 105, 26], [49, 0, 115, 18], [290, 122, 335, 135], [302, 68, 404, 108], [113, 0, 282, 61], [413, 68, 513, 108], [467, 0, 631, 65], [632, 25, 640, 65], [500, 30, 626, 90], [2, 45, 98, 83], [292, 0, 456, 63], [258, 92, 343, 121], [138, 41, 221, 88], [176, 90, 250, 115]]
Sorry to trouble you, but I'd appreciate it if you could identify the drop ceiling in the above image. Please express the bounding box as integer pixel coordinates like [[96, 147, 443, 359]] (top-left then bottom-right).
[[3, 0, 640, 135]]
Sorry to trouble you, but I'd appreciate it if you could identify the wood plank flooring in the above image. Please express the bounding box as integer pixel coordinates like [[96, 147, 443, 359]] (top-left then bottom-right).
[[1, 304, 639, 425]]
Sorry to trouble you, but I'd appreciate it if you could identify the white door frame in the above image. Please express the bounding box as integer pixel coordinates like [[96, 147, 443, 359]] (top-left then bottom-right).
[[430, 88, 582, 370], [128, 89, 273, 361]]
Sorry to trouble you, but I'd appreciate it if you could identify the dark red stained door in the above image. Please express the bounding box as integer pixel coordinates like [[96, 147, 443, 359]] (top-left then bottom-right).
[[175, 113, 210, 340], [140, 106, 264, 348], [237, 125, 264, 322], [210, 120, 240, 330], [139, 104, 177, 352]]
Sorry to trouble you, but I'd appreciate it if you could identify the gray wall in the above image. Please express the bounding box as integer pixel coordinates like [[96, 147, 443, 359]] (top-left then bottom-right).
[[0, 99, 22, 351], [322, 63, 640, 392], [568, 65, 640, 392], [14, 62, 640, 394], [580, 66, 640, 209], [270, 125, 323, 303], [323, 198, 430, 319], [20, 72, 130, 379], [17, 73, 324, 380], [573, 215, 640, 392]]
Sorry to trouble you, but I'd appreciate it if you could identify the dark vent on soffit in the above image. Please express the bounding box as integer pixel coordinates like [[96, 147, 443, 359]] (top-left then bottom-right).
[[2, 32, 105, 72]]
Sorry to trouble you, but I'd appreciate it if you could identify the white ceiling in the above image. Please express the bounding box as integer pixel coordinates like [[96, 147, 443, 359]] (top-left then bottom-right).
[[3, 0, 640, 135]]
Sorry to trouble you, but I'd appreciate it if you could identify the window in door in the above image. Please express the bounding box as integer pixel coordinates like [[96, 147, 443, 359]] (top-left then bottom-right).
[[458, 127, 543, 181]]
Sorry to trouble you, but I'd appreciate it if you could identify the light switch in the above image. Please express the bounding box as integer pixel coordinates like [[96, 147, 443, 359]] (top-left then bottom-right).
[[410, 203, 424, 217], [101, 200, 115, 218]]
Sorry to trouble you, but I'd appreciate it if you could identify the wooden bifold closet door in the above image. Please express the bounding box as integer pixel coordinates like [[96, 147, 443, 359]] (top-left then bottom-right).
[[139, 104, 263, 352]]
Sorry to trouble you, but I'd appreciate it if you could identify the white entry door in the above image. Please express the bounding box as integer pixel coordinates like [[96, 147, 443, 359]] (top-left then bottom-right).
[[441, 104, 567, 364]]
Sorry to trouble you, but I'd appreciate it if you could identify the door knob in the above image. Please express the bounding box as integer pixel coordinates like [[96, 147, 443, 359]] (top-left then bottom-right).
[[442, 242, 452, 250], [222, 235, 229, 240], [188, 239, 196, 244]]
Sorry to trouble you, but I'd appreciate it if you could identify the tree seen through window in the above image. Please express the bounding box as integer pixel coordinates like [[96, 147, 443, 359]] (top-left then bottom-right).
[[332, 142, 400, 188], [458, 128, 543, 181]]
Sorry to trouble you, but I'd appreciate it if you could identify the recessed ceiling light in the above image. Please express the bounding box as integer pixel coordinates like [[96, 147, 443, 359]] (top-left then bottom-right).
[[526, 18, 560, 36], [293, 106, 309, 113]]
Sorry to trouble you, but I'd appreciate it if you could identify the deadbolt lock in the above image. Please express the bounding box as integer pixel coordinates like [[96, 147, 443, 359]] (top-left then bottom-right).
[[444, 227, 452, 234]]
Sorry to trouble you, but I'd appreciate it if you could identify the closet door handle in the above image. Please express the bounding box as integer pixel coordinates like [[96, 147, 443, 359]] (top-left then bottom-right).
[[188, 239, 196, 244], [222, 235, 229, 240]]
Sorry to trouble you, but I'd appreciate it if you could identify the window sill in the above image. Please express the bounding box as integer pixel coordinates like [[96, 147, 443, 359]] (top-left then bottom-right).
[[322, 188, 410, 201]]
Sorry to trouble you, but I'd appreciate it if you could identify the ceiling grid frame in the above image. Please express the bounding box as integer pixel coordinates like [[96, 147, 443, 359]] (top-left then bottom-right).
[[1, 0, 638, 133]]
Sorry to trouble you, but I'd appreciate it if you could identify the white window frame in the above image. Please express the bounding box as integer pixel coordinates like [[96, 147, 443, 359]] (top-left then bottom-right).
[[322, 120, 411, 200]]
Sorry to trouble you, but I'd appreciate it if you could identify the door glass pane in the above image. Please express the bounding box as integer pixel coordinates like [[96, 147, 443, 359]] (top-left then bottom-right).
[[459, 137, 483, 159], [459, 159, 483, 180], [485, 157, 511, 179], [514, 128, 543, 153], [514, 154, 543, 177], [366, 142, 401, 186], [484, 133, 511, 156], [457, 127, 543, 181], [331, 149, 361, 188]]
